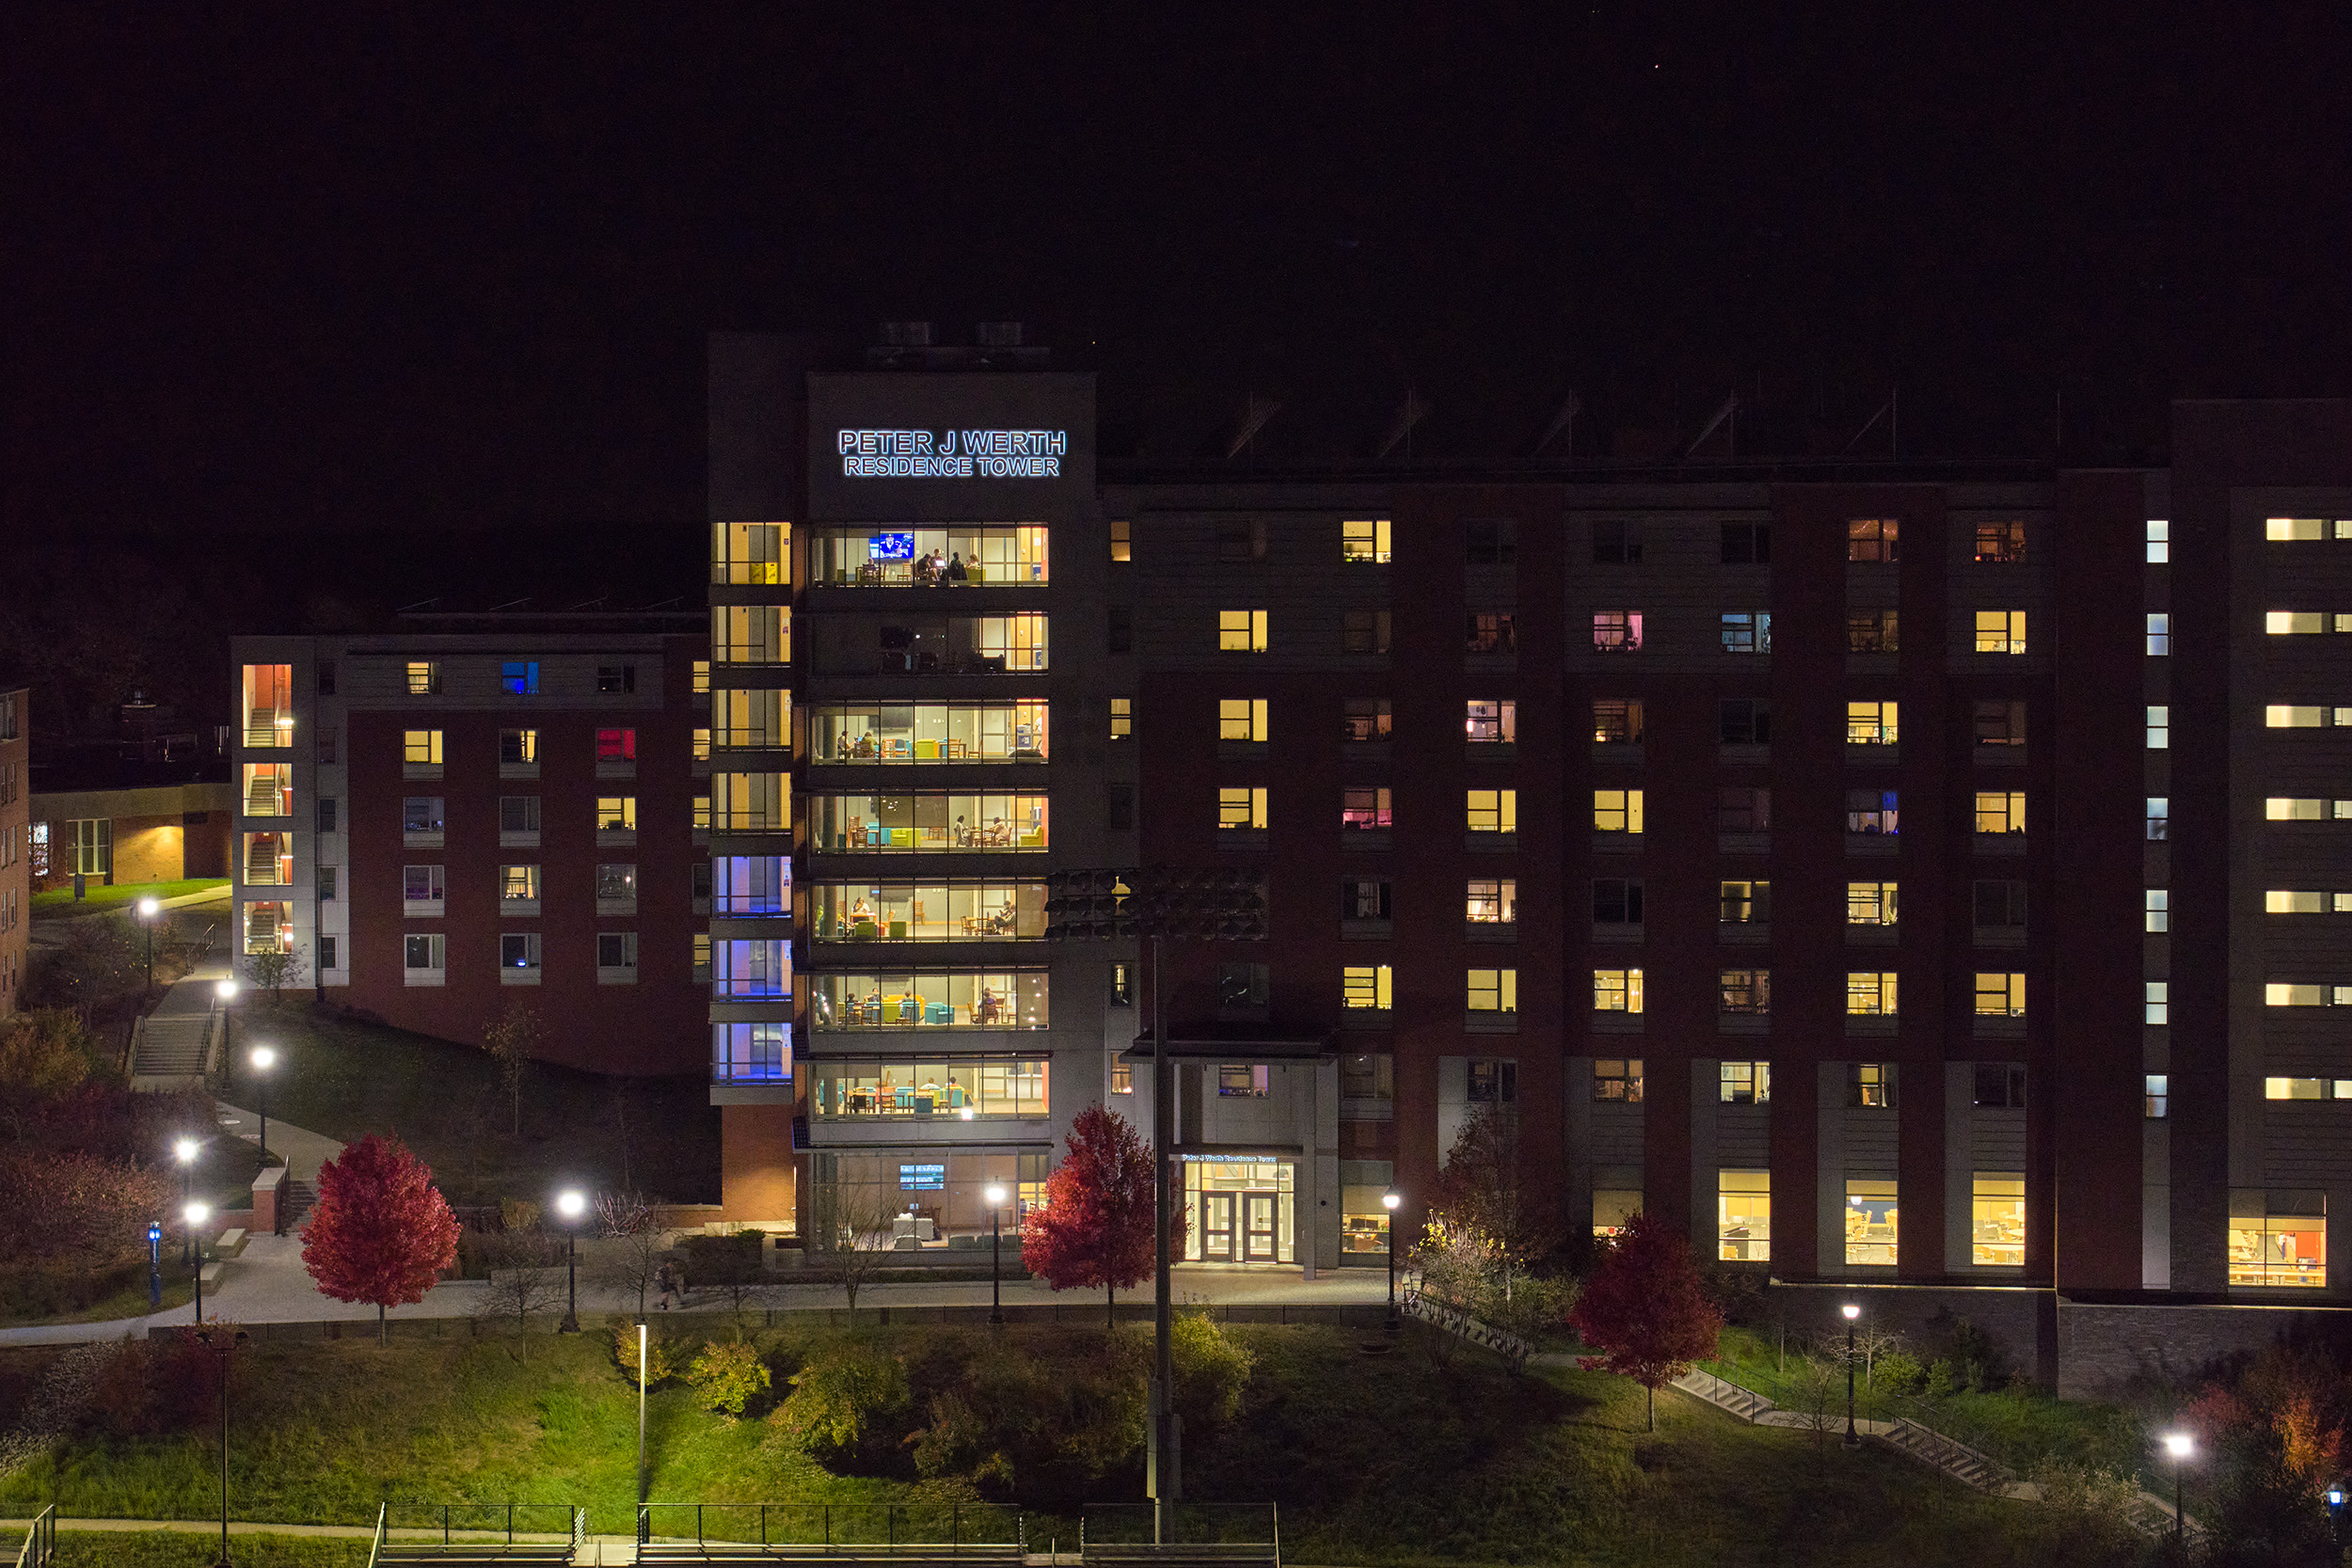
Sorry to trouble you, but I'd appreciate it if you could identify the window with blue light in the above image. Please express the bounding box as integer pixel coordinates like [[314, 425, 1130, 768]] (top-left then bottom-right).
[[501, 661, 540, 696]]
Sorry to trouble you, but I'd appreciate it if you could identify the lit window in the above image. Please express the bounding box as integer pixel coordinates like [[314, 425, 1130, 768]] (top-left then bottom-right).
[[1592, 968, 1644, 1012], [2267, 517, 2327, 541], [1974, 519, 2026, 562], [1847, 517, 1899, 562], [1972, 1175, 2026, 1267], [1847, 789, 1899, 834], [1846, 701, 1899, 744], [1847, 882, 1898, 926], [1720, 879, 1770, 925], [1218, 610, 1268, 652], [1594, 1189, 1643, 1238], [1342, 518, 1391, 562], [501, 661, 541, 696], [2147, 706, 2169, 749], [2267, 611, 2327, 635], [2265, 798, 2326, 820], [405, 661, 440, 696], [1720, 1062, 1771, 1104], [1592, 610, 1644, 653], [2145, 982, 2169, 1024], [1973, 610, 2027, 655], [2147, 797, 2169, 839], [713, 605, 790, 662], [1593, 1058, 1642, 1102], [1846, 610, 1899, 654], [501, 728, 537, 764], [1342, 965, 1393, 1010], [1219, 699, 1269, 742], [500, 864, 541, 903], [1217, 786, 1267, 831], [2146, 1075, 2168, 1118], [596, 727, 638, 762], [692, 659, 710, 694], [1110, 519, 1133, 562], [2266, 891, 2329, 912], [1848, 972, 1899, 1016], [1975, 791, 2026, 834], [403, 729, 443, 765], [1719, 969, 1772, 1014], [2146, 890, 2169, 931], [1719, 611, 1772, 654], [1720, 1170, 1771, 1262], [1467, 789, 1518, 835], [2266, 706, 2326, 728], [1342, 787, 1392, 831], [1111, 1060, 1134, 1093], [1594, 789, 1644, 833], [1218, 1065, 1271, 1098], [1850, 1063, 1895, 1107], [1467, 968, 1518, 1014], [596, 796, 637, 832], [1466, 700, 1517, 743], [2146, 519, 2168, 562], [1845, 1179, 1899, 1265], [1110, 698, 1133, 739], [1467, 611, 1516, 656], [1592, 699, 1644, 743], [2229, 1190, 2327, 1288], [500, 933, 542, 972], [1974, 972, 2026, 1017], [2146, 613, 2169, 656]]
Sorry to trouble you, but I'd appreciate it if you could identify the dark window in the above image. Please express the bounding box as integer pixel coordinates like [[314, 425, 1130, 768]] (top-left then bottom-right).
[[317, 867, 337, 900], [1847, 610, 1899, 653], [1107, 783, 1135, 832], [1108, 606, 1134, 655], [182, 811, 210, 827], [1466, 611, 1516, 655], [318, 799, 339, 832], [691, 863, 712, 899], [1468, 519, 1519, 565], [1594, 520, 1642, 563], [1345, 879, 1392, 919], [1718, 698, 1772, 745], [598, 664, 636, 694], [1846, 789, 1899, 833], [1342, 610, 1392, 655], [1974, 879, 2027, 928], [1849, 1062, 1896, 1107], [1973, 1063, 2027, 1107], [1343, 699, 1391, 740], [1217, 518, 1268, 561], [316, 659, 337, 696], [318, 935, 338, 970], [1593, 878, 1645, 925], [1721, 522, 1772, 564], [1973, 698, 2026, 747], [1342, 1053, 1393, 1100], [1717, 787, 1772, 832], [1468, 1058, 1518, 1102], [1217, 962, 1270, 1008]]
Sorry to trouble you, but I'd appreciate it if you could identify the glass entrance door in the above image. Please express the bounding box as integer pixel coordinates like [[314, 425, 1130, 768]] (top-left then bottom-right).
[[1243, 1194, 1279, 1260], [1183, 1157, 1295, 1264], [1200, 1193, 1236, 1260]]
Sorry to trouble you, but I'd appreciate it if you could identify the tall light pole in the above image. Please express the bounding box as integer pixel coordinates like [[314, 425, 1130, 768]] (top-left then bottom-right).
[[186, 1201, 212, 1323], [1841, 1302, 1862, 1448], [249, 1045, 277, 1164], [137, 896, 161, 993], [637, 1321, 650, 1532], [2164, 1432, 2194, 1548], [175, 1138, 200, 1267], [556, 1189, 586, 1332], [984, 1182, 1009, 1325], [197, 1326, 246, 1568], [1382, 1188, 1403, 1333]]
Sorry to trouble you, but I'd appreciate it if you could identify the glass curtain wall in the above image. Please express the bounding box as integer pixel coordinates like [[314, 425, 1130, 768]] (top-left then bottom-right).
[[806, 1058, 1048, 1118], [810, 526, 1049, 586], [809, 794, 1049, 850], [808, 970, 1048, 1029], [808, 704, 1050, 764], [809, 881, 1047, 941]]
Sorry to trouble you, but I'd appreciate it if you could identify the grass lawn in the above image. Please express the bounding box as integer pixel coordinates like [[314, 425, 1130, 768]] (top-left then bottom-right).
[[0, 1262, 199, 1328], [51, 1532, 368, 1566], [32, 879, 228, 917], [208, 1004, 719, 1207], [0, 1324, 2142, 1565]]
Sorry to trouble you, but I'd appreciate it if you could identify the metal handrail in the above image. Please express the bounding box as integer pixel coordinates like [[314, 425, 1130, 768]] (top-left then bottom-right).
[[13, 1506, 56, 1568], [365, 1504, 387, 1568]]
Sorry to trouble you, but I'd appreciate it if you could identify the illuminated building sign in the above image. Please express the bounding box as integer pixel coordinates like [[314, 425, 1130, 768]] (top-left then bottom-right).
[[838, 428, 1068, 479]]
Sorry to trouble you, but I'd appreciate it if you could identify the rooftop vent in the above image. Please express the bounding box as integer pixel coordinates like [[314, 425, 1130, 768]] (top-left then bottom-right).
[[878, 321, 933, 347]]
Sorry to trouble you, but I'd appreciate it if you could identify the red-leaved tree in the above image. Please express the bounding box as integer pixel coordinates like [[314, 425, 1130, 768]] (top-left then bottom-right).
[[1568, 1210, 1724, 1431], [301, 1134, 461, 1343], [1020, 1105, 1165, 1326]]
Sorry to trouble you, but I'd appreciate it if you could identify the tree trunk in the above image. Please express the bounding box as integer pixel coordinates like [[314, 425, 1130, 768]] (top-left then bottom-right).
[[378, 1301, 387, 1346], [1106, 1279, 1115, 1329], [1647, 1382, 1655, 1433]]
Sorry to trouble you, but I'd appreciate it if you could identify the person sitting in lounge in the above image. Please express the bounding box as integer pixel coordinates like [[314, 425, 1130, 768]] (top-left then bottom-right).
[[975, 988, 1003, 1025], [947, 552, 968, 584]]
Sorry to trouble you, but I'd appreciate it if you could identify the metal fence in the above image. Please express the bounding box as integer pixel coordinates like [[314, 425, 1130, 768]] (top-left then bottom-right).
[[9, 1507, 56, 1568], [636, 1503, 1024, 1548], [1078, 1503, 1279, 1549], [381, 1501, 584, 1546]]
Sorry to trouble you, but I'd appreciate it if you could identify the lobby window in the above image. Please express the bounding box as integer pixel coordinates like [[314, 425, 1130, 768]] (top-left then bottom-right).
[[1467, 518, 1518, 565], [1218, 1065, 1271, 1098], [1973, 1064, 2027, 1108], [1593, 1058, 1641, 1102], [2145, 982, 2169, 1024], [1720, 1171, 1771, 1262], [1592, 611, 1644, 653], [1592, 968, 1644, 1013], [1342, 1053, 1394, 1101], [2147, 519, 2169, 562], [1347, 879, 1393, 920], [1719, 969, 1772, 1015], [1467, 611, 1517, 655], [1218, 610, 1269, 652], [1847, 881, 1898, 926], [2147, 797, 2169, 840], [2146, 1075, 2169, 1118], [1973, 1175, 2026, 1267], [1595, 519, 1643, 563], [1850, 1062, 1895, 1107], [1846, 701, 1899, 744], [598, 663, 636, 694], [1590, 878, 1641, 926], [1594, 789, 1644, 834], [1718, 698, 1771, 745], [1595, 1189, 1643, 1239], [1217, 787, 1268, 832], [1341, 610, 1391, 655], [1975, 610, 2028, 655], [1847, 789, 1899, 834], [1470, 1058, 1518, 1103], [1719, 611, 1772, 654], [1343, 787, 1392, 832], [1975, 879, 2027, 929], [1342, 965, 1393, 1011], [2147, 706, 2169, 749], [2146, 890, 2169, 932], [501, 728, 537, 764], [2230, 1191, 2327, 1288], [1110, 698, 1132, 740], [1720, 1061, 1771, 1104], [2147, 614, 2170, 656], [2266, 611, 2328, 635], [1219, 699, 1268, 742], [1976, 791, 2027, 835], [1342, 518, 1391, 563], [403, 729, 443, 766], [1847, 517, 1899, 562], [1846, 610, 1899, 654], [1720, 879, 1771, 925], [596, 796, 637, 833], [1974, 699, 2026, 748], [1467, 967, 1518, 1016], [1717, 787, 1771, 833], [1720, 521, 1770, 563], [1343, 699, 1391, 741], [501, 661, 541, 696], [1592, 699, 1644, 744], [500, 864, 541, 904], [1466, 700, 1516, 743], [405, 661, 440, 696], [1217, 518, 1268, 562], [501, 933, 542, 973], [1110, 519, 1132, 562], [1468, 789, 1517, 835], [1974, 519, 2026, 563], [1848, 972, 1899, 1016], [1218, 962, 1270, 1008]]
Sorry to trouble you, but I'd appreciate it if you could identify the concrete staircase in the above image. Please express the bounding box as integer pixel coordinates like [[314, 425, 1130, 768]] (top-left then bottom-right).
[[129, 1013, 213, 1086], [278, 1176, 315, 1228]]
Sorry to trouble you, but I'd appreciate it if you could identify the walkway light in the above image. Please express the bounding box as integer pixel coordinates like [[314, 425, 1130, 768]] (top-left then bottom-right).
[[185, 1201, 212, 1322], [249, 1045, 277, 1166], [137, 897, 161, 990], [556, 1189, 587, 1333], [2163, 1431, 2194, 1549], [1382, 1188, 1403, 1333], [1841, 1303, 1862, 1449], [984, 1183, 1009, 1325], [175, 1137, 200, 1266]]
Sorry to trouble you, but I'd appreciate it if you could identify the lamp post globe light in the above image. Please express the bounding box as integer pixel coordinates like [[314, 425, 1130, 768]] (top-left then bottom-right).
[[984, 1182, 1009, 1325], [185, 1201, 212, 1323], [2163, 1432, 2194, 1547], [175, 1137, 201, 1266], [1841, 1302, 1863, 1449], [1382, 1188, 1403, 1333], [556, 1189, 587, 1333], [249, 1045, 277, 1164], [137, 896, 161, 991]]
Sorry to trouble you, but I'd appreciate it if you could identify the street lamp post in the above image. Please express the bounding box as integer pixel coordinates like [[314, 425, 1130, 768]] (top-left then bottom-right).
[[215, 978, 238, 1067], [1841, 1303, 1862, 1448], [2164, 1432, 2194, 1549], [249, 1045, 277, 1164], [556, 1189, 586, 1333], [175, 1138, 200, 1267], [1382, 1188, 1403, 1333], [984, 1182, 1009, 1325], [196, 1326, 247, 1568], [149, 1221, 164, 1308], [186, 1201, 212, 1323], [137, 896, 160, 993]]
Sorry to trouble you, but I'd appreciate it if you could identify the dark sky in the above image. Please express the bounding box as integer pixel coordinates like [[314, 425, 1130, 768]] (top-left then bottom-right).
[[8, 6, 2350, 550]]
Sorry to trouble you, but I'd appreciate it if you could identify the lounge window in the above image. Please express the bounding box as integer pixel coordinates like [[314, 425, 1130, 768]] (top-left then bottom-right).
[[1848, 973, 1899, 1016], [1975, 791, 2026, 835], [1110, 697, 1132, 739], [810, 702, 1050, 763], [713, 605, 790, 663], [1342, 518, 1391, 562], [1975, 611, 2027, 655], [711, 521, 788, 585], [1466, 700, 1516, 743], [1467, 611, 1517, 656], [1218, 610, 1269, 652], [711, 773, 788, 831], [403, 729, 443, 766], [1717, 787, 1771, 833], [1467, 968, 1518, 1015], [1594, 789, 1644, 834], [1718, 699, 1771, 745], [1850, 1063, 1895, 1107], [1847, 790, 1899, 834], [1342, 610, 1392, 655], [1974, 519, 2026, 563], [1592, 699, 1644, 743], [1720, 1171, 1771, 1262], [1592, 969, 1644, 1012], [713, 689, 790, 749], [1216, 699, 1269, 744], [1974, 699, 2026, 748], [1720, 1061, 1771, 1104], [1846, 610, 1899, 654], [810, 793, 1049, 851], [1719, 969, 1771, 1015], [808, 971, 1050, 1029], [1469, 879, 1518, 925], [714, 940, 796, 1001], [1847, 701, 1899, 745], [1467, 789, 1517, 835], [501, 661, 541, 696], [1342, 965, 1393, 1011], [1110, 519, 1132, 562], [1721, 522, 1771, 563], [1719, 611, 1772, 654], [1844, 1184, 1898, 1264], [2146, 890, 2169, 932], [1847, 517, 1899, 563], [500, 933, 542, 974], [596, 797, 638, 834], [405, 661, 440, 696], [1972, 1175, 2025, 1266], [501, 728, 537, 764], [2230, 1190, 2327, 1288], [818, 526, 1053, 587], [1219, 787, 1268, 832], [811, 1057, 1049, 1119], [1592, 611, 1644, 653], [1974, 973, 2026, 1017], [1343, 699, 1391, 741], [2147, 614, 2170, 656], [1593, 1058, 1641, 1103], [1591, 878, 1641, 926], [597, 728, 637, 762], [1467, 518, 1518, 565], [1343, 787, 1392, 832], [500, 864, 541, 905], [1847, 881, 1898, 926], [813, 882, 1046, 942], [1720, 879, 1771, 925]]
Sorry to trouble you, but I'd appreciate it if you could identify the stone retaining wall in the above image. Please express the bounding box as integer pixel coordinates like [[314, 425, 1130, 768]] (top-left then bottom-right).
[[2056, 1299, 2352, 1401]]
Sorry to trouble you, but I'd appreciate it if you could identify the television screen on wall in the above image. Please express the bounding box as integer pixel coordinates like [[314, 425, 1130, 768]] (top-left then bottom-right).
[[869, 531, 915, 561]]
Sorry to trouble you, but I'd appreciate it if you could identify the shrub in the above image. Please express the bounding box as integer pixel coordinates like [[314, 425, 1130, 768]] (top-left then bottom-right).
[[1875, 1350, 1925, 1396], [688, 1338, 772, 1416], [1170, 1310, 1254, 1427], [772, 1341, 914, 1467], [85, 1327, 235, 1438], [499, 1198, 543, 1234], [613, 1325, 677, 1385]]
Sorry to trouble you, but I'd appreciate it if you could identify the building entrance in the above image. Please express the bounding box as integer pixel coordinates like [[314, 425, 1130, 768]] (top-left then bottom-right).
[[1182, 1157, 1295, 1264]]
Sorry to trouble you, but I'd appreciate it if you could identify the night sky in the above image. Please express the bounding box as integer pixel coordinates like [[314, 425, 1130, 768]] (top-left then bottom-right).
[[7, 6, 2350, 560]]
